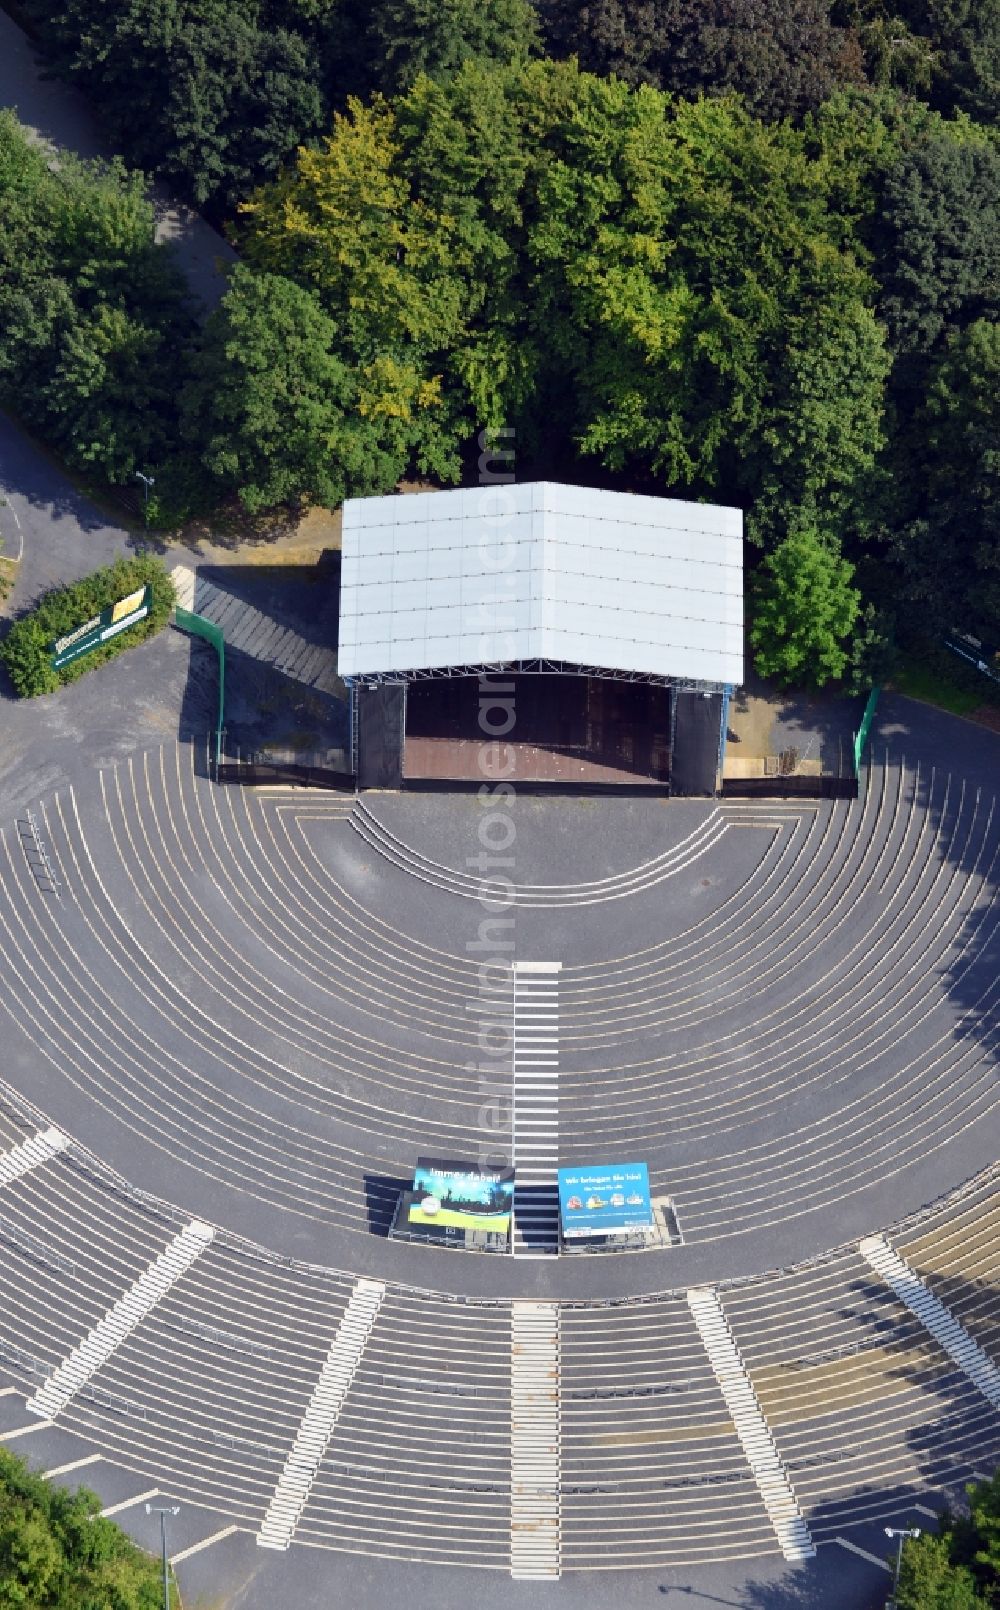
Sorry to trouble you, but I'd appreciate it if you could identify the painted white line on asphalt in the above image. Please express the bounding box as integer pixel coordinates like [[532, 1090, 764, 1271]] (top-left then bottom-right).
[[100, 1488, 159, 1518], [914, 1504, 940, 1520], [171, 1523, 239, 1565], [835, 1537, 893, 1572], [43, 1453, 103, 1479], [27, 1219, 214, 1420], [0, 495, 24, 562], [0, 1420, 54, 1440]]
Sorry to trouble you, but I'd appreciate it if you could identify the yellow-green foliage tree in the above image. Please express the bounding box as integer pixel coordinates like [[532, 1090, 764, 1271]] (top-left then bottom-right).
[[0, 1448, 171, 1608], [237, 60, 889, 543]]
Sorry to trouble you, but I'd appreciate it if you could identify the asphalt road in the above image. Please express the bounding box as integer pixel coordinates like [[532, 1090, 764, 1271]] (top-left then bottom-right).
[[0, 6, 236, 311]]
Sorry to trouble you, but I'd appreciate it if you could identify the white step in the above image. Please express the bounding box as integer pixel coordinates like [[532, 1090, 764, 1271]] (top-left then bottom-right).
[[511, 1302, 560, 1580], [860, 1235, 1000, 1409], [256, 1278, 385, 1550], [687, 1287, 815, 1562], [28, 1219, 214, 1419]]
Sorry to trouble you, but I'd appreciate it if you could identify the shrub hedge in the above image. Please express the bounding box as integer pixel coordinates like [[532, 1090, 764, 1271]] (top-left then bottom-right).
[[0, 554, 175, 697]]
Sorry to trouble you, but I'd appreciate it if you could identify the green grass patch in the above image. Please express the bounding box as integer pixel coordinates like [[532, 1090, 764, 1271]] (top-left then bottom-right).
[[891, 639, 1000, 720], [0, 554, 174, 697]]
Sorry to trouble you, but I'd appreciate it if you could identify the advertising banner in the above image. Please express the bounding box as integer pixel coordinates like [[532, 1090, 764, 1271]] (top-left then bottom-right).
[[557, 1162, 653, 1239], [406, 1157, 514, 1235], [51, 585, 152, 671]]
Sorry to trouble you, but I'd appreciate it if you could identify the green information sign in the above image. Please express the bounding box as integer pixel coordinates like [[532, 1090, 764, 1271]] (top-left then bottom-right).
[[50, 585, 152, 671]]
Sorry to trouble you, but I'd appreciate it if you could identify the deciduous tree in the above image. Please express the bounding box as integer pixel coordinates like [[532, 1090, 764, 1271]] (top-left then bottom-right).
[[890, 320, 1000, 634], [366, 0, 539, 93], [0, 111, 192, 484], [750, 525, 861, 685], [184, 265, 407, 510], [19, 0, 327, 211], [0, 1446, 167, 1605], [874, 134, 1000, 359], [536, 0, 865, 119]]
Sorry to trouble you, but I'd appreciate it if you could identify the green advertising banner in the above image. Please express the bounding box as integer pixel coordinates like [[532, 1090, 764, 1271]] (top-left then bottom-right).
[[51, 585, 152, 671]]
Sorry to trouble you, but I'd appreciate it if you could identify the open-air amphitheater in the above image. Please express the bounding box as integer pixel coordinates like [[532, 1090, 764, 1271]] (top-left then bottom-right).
[[0, 710, 997, 1607]]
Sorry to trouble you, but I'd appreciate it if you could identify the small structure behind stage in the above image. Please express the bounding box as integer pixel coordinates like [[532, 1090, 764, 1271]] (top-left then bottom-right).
[[339, 482, 744, 796]]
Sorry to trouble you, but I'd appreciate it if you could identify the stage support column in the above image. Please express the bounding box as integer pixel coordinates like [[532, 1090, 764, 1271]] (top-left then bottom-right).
[[671, 690, 724, 797]]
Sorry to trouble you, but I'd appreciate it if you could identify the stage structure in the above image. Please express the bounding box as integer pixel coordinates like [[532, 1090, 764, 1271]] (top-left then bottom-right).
[[338, 483, 744, 794]]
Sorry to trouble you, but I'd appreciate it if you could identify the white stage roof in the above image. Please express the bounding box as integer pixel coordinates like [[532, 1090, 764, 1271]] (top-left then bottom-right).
[[338, 482, 744, 688]]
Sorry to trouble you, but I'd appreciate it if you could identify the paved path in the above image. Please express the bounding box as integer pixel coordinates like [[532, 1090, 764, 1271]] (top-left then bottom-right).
[[171, 564, 344, 698], [0, 8, 236, 312], [0, 415, 133, 616]]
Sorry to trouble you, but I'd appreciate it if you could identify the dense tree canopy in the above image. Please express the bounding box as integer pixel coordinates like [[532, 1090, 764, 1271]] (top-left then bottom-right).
[[239, 62, 889, 543], [896, 1471, 1000, 1609], [183, 264, 409, 510], [887, 319, 1000, 636], [0, 110, 191, 483], [0, 1448, 169, 1608], [365, 0, 540, 93], [897, 0, 1000, 122], [19, 0, 328, 211], [874, 134, 1000, 360], [4, 0, 998, 689], [537, 0, 866, 119]]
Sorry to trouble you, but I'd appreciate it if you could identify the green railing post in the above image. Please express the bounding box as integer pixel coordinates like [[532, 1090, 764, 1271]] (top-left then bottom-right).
[[853, 686, 881, 778], [174, 607, 225, 772]]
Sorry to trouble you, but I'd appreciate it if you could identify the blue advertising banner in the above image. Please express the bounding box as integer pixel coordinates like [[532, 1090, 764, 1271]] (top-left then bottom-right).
[[557, 1162, 653, 1238]]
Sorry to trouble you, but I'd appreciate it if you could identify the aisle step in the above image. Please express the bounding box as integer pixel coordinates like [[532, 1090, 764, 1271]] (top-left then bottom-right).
[[687, 1287, 815, 1562], [860, 1235, 1000, 1409], [0, 1127, 68, 1189], [257, 1278, 386, 1551], [511, 1301, 560, 1579], [512, 963, 560, 1257], [28, 1219, 215, 1420]]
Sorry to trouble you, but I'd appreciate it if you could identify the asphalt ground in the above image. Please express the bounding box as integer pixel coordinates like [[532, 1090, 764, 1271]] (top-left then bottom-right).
[[0, 719, 992, 1296], [0, 686, 993, 1604]]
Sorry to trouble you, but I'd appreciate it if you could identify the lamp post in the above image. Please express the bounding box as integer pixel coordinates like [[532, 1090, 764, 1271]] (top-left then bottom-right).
[[885, 1525, 920, 1606], [135, 471, 155, 527], [145, 1501, 180, 1610]]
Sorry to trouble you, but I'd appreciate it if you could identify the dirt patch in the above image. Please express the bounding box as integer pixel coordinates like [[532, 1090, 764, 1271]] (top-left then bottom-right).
[[968, 704, 1000, 735], [165, 476, 438, 565], [0, 557, 18, 612], [726, 691, 775, 759]]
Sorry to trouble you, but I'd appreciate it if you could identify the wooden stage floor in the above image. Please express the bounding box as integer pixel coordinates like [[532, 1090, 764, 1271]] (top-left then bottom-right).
[[403, 675, 670, 786]]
